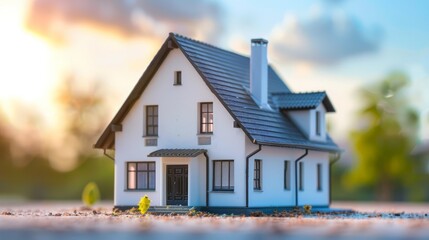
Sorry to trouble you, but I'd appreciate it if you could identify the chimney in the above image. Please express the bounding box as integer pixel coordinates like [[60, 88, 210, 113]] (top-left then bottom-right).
[[250, 38, 269, 109]]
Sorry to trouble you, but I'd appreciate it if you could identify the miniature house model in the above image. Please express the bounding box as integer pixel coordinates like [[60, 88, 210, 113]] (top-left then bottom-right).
[[95, 33, 339, 209]]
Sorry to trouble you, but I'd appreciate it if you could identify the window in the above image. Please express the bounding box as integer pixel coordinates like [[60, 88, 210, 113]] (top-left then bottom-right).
[[174, 71, 182, 85], [254, 160, 262, 190], [213, 160, 234, 191], [127, 162, 156, 190], [284, 161, 290, 190], [317, 163, 322, 191], [315, 111, 321, 136], [299, 162, 304, 191], [200, 102, 213, 133], [146, 105, 158, 136]]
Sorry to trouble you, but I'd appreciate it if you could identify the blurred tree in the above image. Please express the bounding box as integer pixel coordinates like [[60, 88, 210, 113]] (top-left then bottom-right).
[[0, 75, 114, 200], [345, 72, 422, 201]]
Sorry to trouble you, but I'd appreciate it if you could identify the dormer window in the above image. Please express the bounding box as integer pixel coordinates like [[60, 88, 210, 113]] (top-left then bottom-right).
[[315, 111, 321, 136], [174, 71, 182, 85]]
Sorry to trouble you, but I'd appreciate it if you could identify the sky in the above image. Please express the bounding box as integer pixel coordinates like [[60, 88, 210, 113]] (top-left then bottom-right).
[[0, 0, 428, 166]]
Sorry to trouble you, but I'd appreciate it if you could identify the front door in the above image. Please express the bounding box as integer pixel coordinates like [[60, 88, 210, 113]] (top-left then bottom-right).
[[166, 165, 188, 206]]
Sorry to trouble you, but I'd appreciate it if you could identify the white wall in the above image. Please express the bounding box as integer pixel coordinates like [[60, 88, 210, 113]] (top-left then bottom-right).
[[245, 138, 330, 207], [114, 48, 246, 206], [287, 104, 327, 142], [297, 151, 330, 206]]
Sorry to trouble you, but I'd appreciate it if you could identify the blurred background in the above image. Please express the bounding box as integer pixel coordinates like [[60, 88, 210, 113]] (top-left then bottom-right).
[[0, 0, 428, 202]]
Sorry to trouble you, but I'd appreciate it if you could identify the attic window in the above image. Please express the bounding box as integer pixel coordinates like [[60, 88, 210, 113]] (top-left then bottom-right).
[[315, 111, 321, 136], [174, 71, 182, 85]]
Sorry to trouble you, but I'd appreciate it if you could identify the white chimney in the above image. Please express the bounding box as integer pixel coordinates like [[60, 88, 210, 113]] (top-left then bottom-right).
[[250, 38, 269, 109]]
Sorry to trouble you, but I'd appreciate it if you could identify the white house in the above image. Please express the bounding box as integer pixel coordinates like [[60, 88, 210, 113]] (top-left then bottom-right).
[[94, 33, 340, 210]]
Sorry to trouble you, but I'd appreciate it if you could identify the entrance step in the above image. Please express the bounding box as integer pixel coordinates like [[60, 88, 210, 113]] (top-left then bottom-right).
[[148, 206, 194, 214]]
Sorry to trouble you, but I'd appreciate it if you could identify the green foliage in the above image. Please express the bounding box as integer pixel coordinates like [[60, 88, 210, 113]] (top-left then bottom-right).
[[82, 182, 100, 207], [345, 72, 422, 201], [138, 195, 151, 215]]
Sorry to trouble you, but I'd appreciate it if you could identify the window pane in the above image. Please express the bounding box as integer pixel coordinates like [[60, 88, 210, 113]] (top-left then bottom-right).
[[128, 163, 136, 171], [208, 124, 213, 133], [153, 106, 158, 115], [202, 103, 207, 112], [149, 162, 155, 171], [149, 172, 156, 189], [229, 162, 234, 188], [147, 106, 153, 115], [285, 161, 290, 190], [138, 163, 147, 171], [147, 127, 153, 136], [214, 162, 221, 188], [137, 172, 147, 189], [221, 161, 229, 188], [128, 172, 136, 189], [153, 117, 158, 125], [208, 103, 213, 112], [154, 126, 158, 135], [202, 113, 207, 123], [208, 113, 213, 123]]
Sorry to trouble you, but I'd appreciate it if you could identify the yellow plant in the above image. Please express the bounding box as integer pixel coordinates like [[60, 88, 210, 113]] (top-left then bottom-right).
[[138, 195, 151, 215], [303, 205, 312, 214], [81, 182, 100, 207]]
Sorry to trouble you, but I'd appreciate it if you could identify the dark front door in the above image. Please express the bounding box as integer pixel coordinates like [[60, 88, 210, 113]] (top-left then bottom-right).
[[166, 165, 188, 206]]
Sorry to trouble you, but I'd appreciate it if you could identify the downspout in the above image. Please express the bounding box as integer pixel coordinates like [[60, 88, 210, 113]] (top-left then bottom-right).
[[329, 152, 341, 206], [295, 149, 308, 207], [204, 152, 209, 207], [246, 144, 262, 208], [103, 149, 115, 161]]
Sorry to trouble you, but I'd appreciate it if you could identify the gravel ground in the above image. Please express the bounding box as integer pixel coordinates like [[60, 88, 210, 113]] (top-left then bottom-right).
[[0, 201, 428, 240]]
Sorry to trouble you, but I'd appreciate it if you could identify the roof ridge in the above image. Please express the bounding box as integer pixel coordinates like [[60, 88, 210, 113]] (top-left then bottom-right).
[[272, 91, 326, 96], [170, 32, 249, 59]]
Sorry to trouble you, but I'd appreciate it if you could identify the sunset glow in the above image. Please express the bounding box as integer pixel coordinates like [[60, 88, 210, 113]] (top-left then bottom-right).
[[0, 1, 56, 116]]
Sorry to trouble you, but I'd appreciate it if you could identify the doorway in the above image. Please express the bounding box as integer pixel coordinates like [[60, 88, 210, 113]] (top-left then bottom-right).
[[166, 165, 188, 205]]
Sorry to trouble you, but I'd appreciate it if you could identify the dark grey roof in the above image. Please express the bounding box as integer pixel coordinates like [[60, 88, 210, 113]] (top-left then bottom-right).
[[148, 149, 207, 157], [95, 33, 339, 152], [272, 92, 335, 112], [173, 34, 339, 152]]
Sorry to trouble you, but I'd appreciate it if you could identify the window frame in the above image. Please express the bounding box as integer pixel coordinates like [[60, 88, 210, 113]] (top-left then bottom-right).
[[317, 163, 322, 191], [254, 159, 262, 190], [212, 160, 234, 191], [200, 102, 213, 134], [126, 161, 156, 190], [145, 105, 158, 136], [174, 71, 182, 85], [284, 160, 291, 190], [315, 111, 321, 136], [299, 161, 304, 191]]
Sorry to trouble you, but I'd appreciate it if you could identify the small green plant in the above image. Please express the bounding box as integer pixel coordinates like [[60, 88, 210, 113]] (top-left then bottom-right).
[[303, 205, 312, 214], [81, 182, 100, 207], [138, 195, 151, 215]]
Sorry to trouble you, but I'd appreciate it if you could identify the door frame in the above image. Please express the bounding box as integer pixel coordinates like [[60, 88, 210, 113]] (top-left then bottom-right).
[[166, 164, 188, 206]]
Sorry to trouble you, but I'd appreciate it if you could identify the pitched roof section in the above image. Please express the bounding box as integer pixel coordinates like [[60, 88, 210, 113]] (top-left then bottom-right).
[[148, 149, 207, 157], [94, 33, 339, 152], [172, 34, 339, 152], [273, 92, 335, 112]]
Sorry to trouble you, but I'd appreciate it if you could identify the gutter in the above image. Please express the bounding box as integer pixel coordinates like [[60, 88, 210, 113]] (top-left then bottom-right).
[[103, 149, 115, 161], [245, 144, 262, 207], [203, 152, 210, 207], [329, 152, 341, 205], [294, 149, 308, 207]]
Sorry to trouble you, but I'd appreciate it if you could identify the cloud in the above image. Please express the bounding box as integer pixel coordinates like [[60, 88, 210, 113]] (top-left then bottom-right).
[[270, 9, 382, 65], [26, 0, 224, 43]]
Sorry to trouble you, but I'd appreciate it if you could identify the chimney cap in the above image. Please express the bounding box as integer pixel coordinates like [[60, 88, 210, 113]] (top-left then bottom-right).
[[251, 38, 268, 45]]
